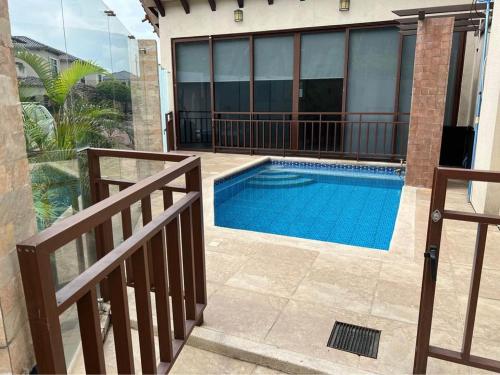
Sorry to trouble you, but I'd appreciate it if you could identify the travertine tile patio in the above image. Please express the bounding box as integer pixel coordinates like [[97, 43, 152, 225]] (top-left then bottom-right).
[[80, 151, 500, 374]]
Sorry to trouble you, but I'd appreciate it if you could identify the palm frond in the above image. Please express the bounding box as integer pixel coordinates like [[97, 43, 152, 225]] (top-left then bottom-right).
[[52, 60, 107, 105]]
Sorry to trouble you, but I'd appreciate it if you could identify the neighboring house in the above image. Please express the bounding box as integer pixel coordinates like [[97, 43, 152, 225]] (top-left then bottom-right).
[[103, 70, 133, 86], [13, 35, 103, 104], [141, 0, 483, 161]]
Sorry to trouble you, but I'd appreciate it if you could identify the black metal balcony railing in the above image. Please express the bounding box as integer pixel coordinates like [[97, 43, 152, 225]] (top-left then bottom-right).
[[211, 111, 410, 161]]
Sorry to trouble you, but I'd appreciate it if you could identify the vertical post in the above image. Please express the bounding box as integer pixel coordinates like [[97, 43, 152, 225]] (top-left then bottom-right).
[[77, 287, 106, 374], [141, 195, 155, 288], [291, 32, 301, 150], [392, 33, 404, 158], [413, 169, 448, 374], [132, 245, 157, 374], [249, 35, 255, 156], [461, 223, 488, 359], [185, 162, 207, 314], [151, 229, 174, 363], [209, 36, 216, 152], [166, 217, 186, 338], [180, 207, 197, 320], [17, 248, 66, 373], [108, 264, 135, 374]]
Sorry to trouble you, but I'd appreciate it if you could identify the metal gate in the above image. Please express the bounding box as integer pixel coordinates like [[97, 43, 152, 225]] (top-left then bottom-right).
[[413, 167, 500, 374]]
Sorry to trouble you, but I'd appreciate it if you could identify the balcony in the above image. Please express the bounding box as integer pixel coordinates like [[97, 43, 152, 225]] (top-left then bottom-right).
[[16, 149, 206, 374]]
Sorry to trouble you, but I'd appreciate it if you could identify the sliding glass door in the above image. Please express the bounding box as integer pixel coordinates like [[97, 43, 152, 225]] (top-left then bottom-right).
[[213, 38, 250, 147], [254, 35, 294, 148], [299, 31, 345, 150], [175, 41, 211, 148], [346, 27, 400, 155]]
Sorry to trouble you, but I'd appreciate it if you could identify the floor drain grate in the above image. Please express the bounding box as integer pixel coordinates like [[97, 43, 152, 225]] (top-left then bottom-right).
[[327, 321, 381, 359]]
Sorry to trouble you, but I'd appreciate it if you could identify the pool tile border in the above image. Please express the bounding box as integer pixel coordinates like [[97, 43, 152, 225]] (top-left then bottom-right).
[[215, 158, 405, 186]]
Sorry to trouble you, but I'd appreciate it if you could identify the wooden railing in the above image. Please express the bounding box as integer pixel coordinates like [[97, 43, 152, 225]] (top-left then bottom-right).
[[414, 167, 500, 374], [17, 148, 206, 374], [212, 111, 410, 161]]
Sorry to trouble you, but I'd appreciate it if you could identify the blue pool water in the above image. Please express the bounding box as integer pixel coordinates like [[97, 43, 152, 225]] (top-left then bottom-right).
[[214, 161, 404, 250]]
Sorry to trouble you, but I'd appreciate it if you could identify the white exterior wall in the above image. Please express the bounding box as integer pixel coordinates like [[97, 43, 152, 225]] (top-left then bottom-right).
[[159, 0, 473, 114], [471, 13, 500, 215]]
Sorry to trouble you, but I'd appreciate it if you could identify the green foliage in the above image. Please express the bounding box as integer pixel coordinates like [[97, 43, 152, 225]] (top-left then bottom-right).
[[16, 48, 106, 108], [95, 80, 131, 103], [15, 49, 127, 228]]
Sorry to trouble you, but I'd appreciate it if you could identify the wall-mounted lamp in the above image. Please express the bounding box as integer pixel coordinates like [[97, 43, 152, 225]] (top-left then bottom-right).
[[339, 0, 350, 11], [234, 9, 243, 22]]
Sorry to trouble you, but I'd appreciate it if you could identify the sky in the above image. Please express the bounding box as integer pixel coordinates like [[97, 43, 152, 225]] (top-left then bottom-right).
[[102, 0, 158, 42], [9, 0, 159, 72]]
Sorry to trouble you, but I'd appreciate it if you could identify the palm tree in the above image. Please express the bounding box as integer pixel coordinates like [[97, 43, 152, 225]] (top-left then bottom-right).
[[16, 49, 127, 227]]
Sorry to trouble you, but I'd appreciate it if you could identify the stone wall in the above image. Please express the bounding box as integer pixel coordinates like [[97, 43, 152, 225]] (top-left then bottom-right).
[[405, 17, 454, 188], [0, 0, 36, 372], [131, 39, 163, 153]]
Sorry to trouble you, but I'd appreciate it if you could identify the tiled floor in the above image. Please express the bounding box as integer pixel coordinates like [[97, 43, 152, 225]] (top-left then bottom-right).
[[76, 152, 500, 374]]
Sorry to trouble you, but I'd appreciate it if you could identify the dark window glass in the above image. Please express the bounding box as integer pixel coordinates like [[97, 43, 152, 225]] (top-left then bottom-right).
[[254, 36, 293, 113], [175, 41, 211, 148]]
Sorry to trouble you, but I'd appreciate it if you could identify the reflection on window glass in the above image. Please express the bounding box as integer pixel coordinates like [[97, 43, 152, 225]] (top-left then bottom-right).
[[254, 35, 294, 112], [300, 32, 345, 113], [175, 41, 212, 148], [396, 34, 416, 156], [346, 27, 400, 154], [214, 38, 250, 113]]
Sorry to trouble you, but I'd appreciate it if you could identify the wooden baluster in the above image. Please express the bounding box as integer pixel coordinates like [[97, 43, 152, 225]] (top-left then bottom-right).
[[18, 248, 66, 373], [141, 195, 154, 289], [163, 188, 173, 210], [132, 245, 157, 374], [151, 229, 174, 363], [186, 168, 207, 311], [77, 287, 106, 374], [108, 264, 135, 374], [181, 207, 197, 320], [97, 183, 114, 301], [119, 186, 134, 285], [166, 216, 186, 338], [462, 223, 488, 359]]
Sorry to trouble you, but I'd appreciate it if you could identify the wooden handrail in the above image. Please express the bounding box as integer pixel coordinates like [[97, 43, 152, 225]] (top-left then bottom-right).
[[56, 191, 200, 313], [18, 153, 199, 254], [17, 147, 207, 374]]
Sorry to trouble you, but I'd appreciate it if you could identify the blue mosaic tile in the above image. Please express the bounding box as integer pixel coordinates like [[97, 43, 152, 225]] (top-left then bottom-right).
[[214, 159, 403, 250]]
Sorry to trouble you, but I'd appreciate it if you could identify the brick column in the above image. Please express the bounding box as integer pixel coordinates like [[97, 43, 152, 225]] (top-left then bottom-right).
[[0, 0, 37, 372], [405, 17, 454, 188]]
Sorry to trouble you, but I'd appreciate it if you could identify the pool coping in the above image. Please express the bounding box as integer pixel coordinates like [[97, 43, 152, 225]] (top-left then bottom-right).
[[208, 156, 412, 256]]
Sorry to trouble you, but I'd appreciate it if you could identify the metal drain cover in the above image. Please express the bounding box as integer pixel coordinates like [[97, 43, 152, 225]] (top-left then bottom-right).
[[327, 321, 381, 359]]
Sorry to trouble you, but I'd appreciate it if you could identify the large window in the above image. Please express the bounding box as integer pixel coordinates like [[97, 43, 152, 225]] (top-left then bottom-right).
[[254, 35, 294, 112], [175, 41, 211, 148], [346, 27, 400, 154], [172, 25, 465, 155], [214, 38, 250, 112], [299, 31, 345, 113]]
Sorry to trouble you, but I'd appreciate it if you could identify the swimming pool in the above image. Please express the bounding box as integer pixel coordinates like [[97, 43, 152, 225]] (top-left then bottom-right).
[[214, 160, 404, 250]]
